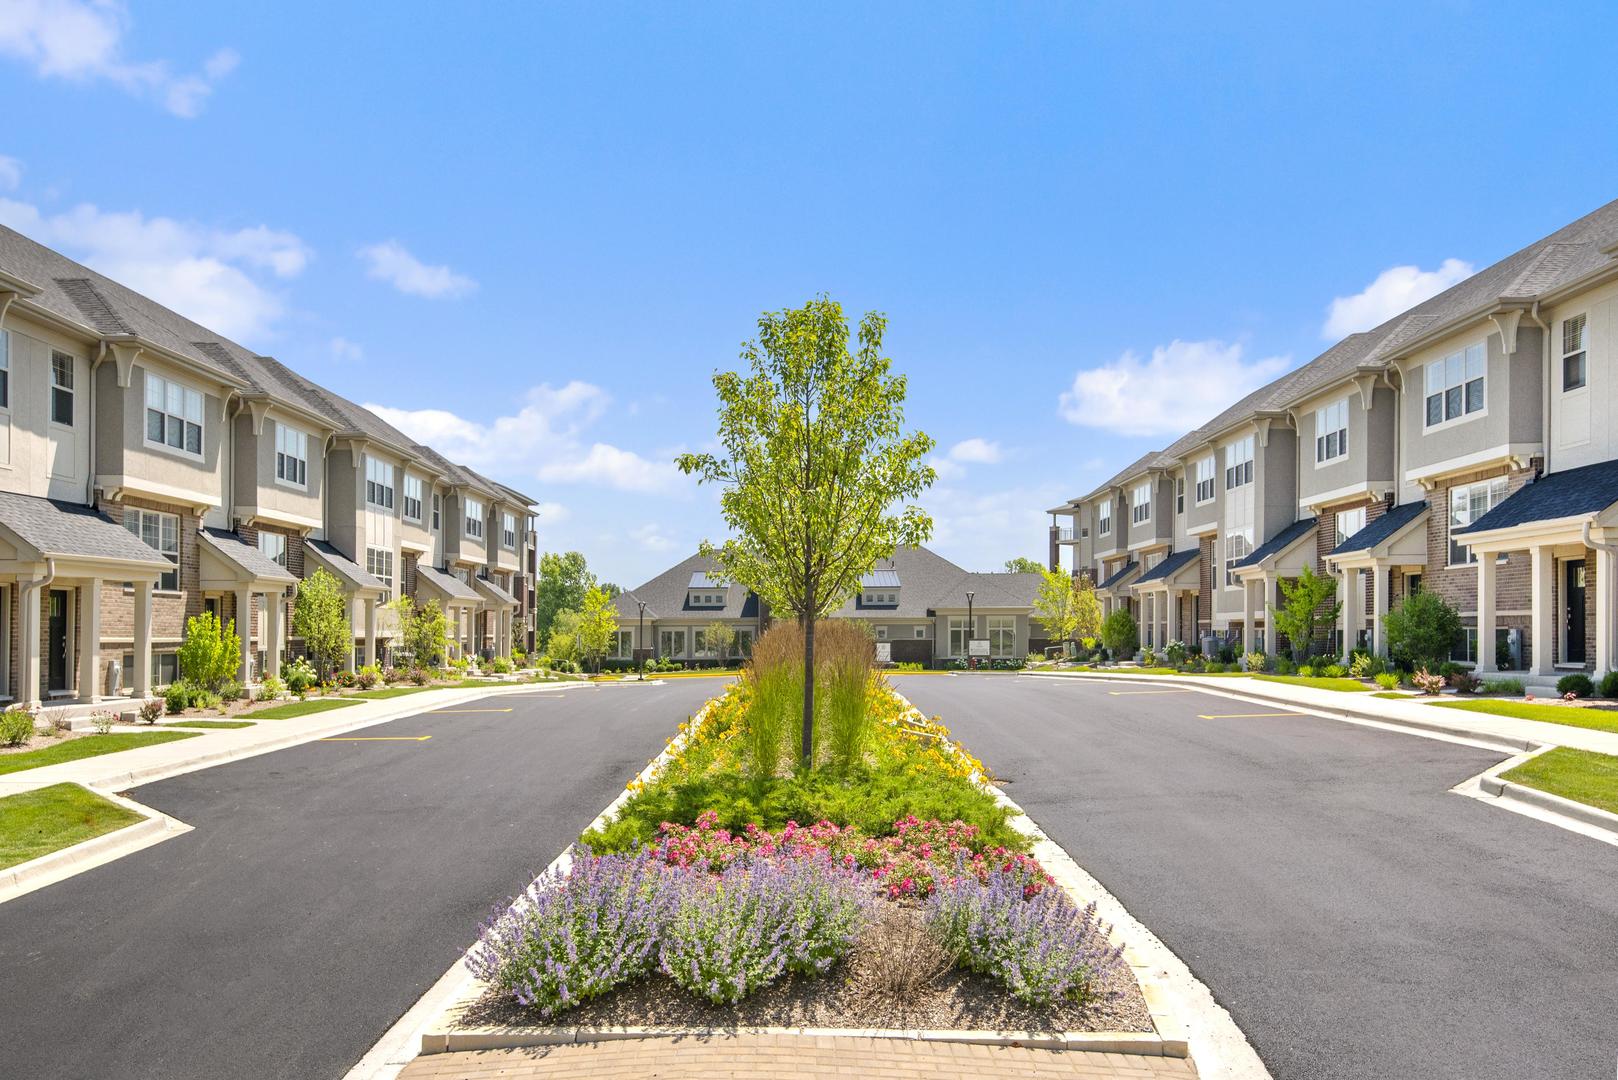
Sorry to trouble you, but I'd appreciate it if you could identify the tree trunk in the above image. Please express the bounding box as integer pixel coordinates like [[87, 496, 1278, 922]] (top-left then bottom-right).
[[802, 575, 816, 770]]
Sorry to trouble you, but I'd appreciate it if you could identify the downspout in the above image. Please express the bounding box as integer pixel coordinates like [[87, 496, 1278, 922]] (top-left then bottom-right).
[[1526, 300, 1550, 476], [20, 557, 58, 699], [88, 344, 103, 505]]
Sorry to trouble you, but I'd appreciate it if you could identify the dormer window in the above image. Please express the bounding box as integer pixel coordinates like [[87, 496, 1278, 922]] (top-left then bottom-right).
[[862, 590, 899, 606]]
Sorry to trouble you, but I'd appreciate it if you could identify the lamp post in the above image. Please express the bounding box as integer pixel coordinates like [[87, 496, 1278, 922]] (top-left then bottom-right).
[[637, 599, 647, 678], [966, 590, 976, 670]]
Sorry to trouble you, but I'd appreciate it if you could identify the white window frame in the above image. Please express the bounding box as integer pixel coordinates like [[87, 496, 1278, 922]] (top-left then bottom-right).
[[613, 630, 633, 658], [875, 625, 888, 639], [143, 371, 205, 458], [51, 351, 75, 427], [1175, 476, 1184, 515], [274, 421, 308, 487], [1223, 531, 1250, 589], [464, 498, 484, 540], [1223, 436, 1254, 491], [1334, 506, 1366, 544], [1315, 398, 1349, 464], [431, 492, 441, 531], [502, 511, 517, 550], [1424, 342, 1487, 430], [947, 615, 972, 657], [659, 628, 686, 657], [258, 531, 288, 568], [125, 509, 180, 591], [403, 474, 423, 522], [365, 457, 395, 510], [987, 615, 1015, 658], [1562, 313, 1588, 393], [1448, 477, 1509, 567], [366, 546, 395, 600], [1097, 499, 1112, 536], [1195, 456, 1216, 504], [914, 625, 926, 639], [1131, 482, 1152, 525]]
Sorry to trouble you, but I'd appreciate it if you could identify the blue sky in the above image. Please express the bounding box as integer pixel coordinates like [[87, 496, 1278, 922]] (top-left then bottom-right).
[[4, 1, 1617, 587]]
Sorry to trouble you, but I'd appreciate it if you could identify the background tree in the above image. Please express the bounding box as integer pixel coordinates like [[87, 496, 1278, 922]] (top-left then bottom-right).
[[1033, 568, 1102, 649], [1384, 590, 1463, 671], [534, 551, 595, 647], [1004, 556, 1045, 574], [293, 568, 352, 678], [677, 297, 936, 767], [704, 621, 736, 662], [1269, 565, 1341, 662], [575, 587, 619, 672], [1101, 607, 1138, 657], [547, 609, 583, 668], [599, 582, 623, 599]]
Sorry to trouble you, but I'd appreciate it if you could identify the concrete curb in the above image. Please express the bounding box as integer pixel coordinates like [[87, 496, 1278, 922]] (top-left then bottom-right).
[[1479, 773, 1618, 834], [0, 787, 193, 903], [1021, 670, 1537, 752]]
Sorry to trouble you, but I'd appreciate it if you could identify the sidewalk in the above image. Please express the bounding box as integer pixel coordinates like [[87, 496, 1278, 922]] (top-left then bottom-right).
[[398, 1036, 1199, 1079], [1024, 669, 1618, 755]]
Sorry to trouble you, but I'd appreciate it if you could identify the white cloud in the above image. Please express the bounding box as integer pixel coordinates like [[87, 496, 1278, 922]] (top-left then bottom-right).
[[0, 193, 310, 340], [921, 480, 1067, 573], [1059, 339, 1292, 438], [329, 336, 364, 362], [948, 437, 1003, 464], [533, 501, 569, 524], [0, 1, 238, 117], [363, 380, 685, 496], [1322, 258, 1474, 340], [631, 523, 677, 553], [357, 240, 477, 299], [927, 456, 964, 481], [0, 155, 20, 191]]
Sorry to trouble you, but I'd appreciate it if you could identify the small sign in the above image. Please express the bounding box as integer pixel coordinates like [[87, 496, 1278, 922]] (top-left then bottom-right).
[[875, 641, 892, 663], [968, 638, 991, 658]]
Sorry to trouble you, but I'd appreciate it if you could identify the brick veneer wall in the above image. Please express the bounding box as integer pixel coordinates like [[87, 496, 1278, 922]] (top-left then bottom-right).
[[96, 496, 203, 684], [1423, 463, 1537, 669]]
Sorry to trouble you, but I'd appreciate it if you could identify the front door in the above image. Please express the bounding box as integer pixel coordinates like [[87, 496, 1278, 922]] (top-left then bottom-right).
[[47, 589, 70, 692], [1565, 560, 1587, 665]]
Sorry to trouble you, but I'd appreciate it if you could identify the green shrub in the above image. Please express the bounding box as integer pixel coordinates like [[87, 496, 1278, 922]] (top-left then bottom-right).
[[1100, 609, 1138, 657], [164, 680, 194, 714], [1557, 673, 1594, 699], [356, 664, 381, 690], [1385, 591, 1463, 672], [1348, 652, 1373, 678], [218, 678, 243, 703], [1320, 663, 1348, 679], [282, 657, 317, 694], [177, 610, 242, 693], [1297, 664, 1316, 678], [1139, 648, 1158, 667], [1374, 672, 1400, 690], [490, 656, 514, 675], [1448, 670, 1481, 694], [258, 674, 285, 701], [0, 708, 34, 747], [1274, 657, 1297, 676], [1242, 651, 1267, 673], [410, 666, 430, 685], [1164, 640, 1188, 666], [1204, 661, 1225, 673], [1600, 671, 1618, 698], [191, 689, 222, 711], [1482, 677, 1525, 696]]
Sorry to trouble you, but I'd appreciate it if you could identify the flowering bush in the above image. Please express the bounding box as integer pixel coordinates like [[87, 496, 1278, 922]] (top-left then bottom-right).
[[1411, 668, 1446, 695], [658, 853, 867, 1004], [927, 864, 1124, 1006], [282, 657, 318, 695], [355, 665, 380, 690], [138, 698, 164, 725], [467, 851, 668, 1017]]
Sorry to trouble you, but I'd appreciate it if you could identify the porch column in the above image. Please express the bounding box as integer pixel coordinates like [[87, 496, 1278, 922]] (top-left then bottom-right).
[[20, 580, 42, 708], [1530, 545, 1556, 677], [133, 581, 153, 697], [1340, 567, 1360, 662], [236, 587, 254, 684], [1242, 578, 1258, 653], [364, 597, 378, 668], [1166, 588, 1180, 644], [77, 579, 101, 702], [499, 608, 511, 658], [266, 591, 284, 682], [1371, 563, 1390, 658], [1477, 553, 1498, 674], [1597, 546, 1618, 676]]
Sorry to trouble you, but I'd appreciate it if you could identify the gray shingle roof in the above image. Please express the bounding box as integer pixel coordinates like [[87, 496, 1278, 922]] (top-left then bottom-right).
[[933, 570, 1043, 610], [1332, 501, 1428, 554], [198, 527, 298, 584], [613, 553, 763, 622], [1099, 561, 1139, 590], [1234, 517, 1317, 569], [0, 490, 171, 567], [472, 574, 519, 607], [415, 563, 482, 603], [305, 539, 387, 592], [1135, 548, 1199, 585], [1458, 461, 1618, 534]]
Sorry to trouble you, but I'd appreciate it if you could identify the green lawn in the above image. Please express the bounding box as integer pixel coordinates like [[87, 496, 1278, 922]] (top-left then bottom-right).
[[1373, 691, 1411, 700], [1431, 698, 1618, 736], [239, 697, 359, 720], [0, 783, 145, 870], [1252, 674, 1370, 692], [164, 720, 255, 729], [341, 685, 442, 700], [1501, 747, 1618, 816], [0, 731, 200, 777]]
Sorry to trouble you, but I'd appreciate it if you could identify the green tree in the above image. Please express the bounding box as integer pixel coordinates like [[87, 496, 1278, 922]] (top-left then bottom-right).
[[1101, 607, 1138, 657], [294, 568, 351, 678], [1004, 556, 1045, 574], [389, 595, 449, 670], [1384, 589, 1463, 671], [576, 587, 619, 672], [599, 582, 623, 599], [534, 551, 595, 647], [677, 297, 936, 767], [1033, 568, 1103, 648], [1270, 565, 1341, 662], [547, 608, 583, 667], [703, 621, 736, 662], [177, 610, 241, 691]]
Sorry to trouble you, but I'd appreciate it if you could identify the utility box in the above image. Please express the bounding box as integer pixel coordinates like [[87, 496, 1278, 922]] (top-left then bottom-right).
[[105, 658, 122, 697]]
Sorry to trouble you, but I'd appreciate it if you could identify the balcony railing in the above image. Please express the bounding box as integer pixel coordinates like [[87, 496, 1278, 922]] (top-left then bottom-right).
[[1055, 526, 1078, 542]]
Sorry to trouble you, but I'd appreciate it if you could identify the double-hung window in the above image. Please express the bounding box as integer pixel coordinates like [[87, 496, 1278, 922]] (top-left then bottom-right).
[[1224, 437, 1254, 490], [0, 330, 9, 408], [275, 422, 308, 486], [988, 615, 1015, 657], [502, 511, 517, 549], [1195, 456, 1215, 503], [1424, 343, 1486, 427], [125, 509, 180, 590], [1176, 477, 1185, 514], [1315, 399, 1349, 463], [1223, 532, 1250, 588], [1562, 314, 1588, 392], [431, 493, 441, 530], [51, 352, 75, 426], [1448, 477, 1508, 565], [948, 615, 971, 656], [365, 457, 395, 509], [259, 531, 288, 567], [403, 474, 423, 522], [366, 547, 394, 599], [1334, 506, 1366, 544], [145, 372, 203, 454], [465, 499, 485, 539], [1131, 482, 1152, 525], [1097, 499, 1112, 536]]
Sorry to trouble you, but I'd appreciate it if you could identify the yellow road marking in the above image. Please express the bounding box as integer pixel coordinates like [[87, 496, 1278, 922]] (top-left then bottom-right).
[[1108, 689, 1196, 696], [320, 735, 433, 742], [432, 708, 514, 713], [1196, 712, 1306, 719]]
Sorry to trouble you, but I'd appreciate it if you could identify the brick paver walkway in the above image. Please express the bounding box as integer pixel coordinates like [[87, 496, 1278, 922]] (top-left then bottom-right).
[[399, 1036, 1198, 1078]]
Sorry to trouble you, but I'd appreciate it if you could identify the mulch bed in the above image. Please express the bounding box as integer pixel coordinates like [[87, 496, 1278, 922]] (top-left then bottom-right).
[[457, 902, 1153, 1035]]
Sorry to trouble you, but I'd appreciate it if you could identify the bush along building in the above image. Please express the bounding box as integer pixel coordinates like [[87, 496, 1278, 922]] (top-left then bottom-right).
[[0, 225, 540, 711], [611, 546, 1045, 669], [1048, 196, 1618, 685]]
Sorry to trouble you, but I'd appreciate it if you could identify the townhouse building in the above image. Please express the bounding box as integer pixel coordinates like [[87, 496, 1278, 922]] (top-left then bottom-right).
[[1049, 196, 1618, 683], [612, 546, 1045, 667], [0, 225, 539, 710]]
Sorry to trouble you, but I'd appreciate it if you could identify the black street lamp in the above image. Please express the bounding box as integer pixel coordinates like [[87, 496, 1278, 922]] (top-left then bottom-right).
[[637, 599, 647, 677], [966, 590, 976, 670]]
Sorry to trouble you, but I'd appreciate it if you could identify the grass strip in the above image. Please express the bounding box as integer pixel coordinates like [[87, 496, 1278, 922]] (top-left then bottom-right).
[[1501, 747, 1618, 816], [1431, 698, 1618, 736], [0, 783, 145, 870], [164, 720, 255, 729], [1251, 675, 1370, 692], [239, 698, 360, 720], [0, 731, 200, 777]]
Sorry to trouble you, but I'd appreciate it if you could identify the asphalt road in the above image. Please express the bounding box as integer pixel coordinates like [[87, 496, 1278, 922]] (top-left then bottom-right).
[[0, 678, 723, 1080], [893, 673, 1618, 1080]]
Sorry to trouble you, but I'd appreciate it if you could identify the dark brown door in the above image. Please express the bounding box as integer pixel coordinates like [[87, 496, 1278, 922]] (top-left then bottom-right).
[[1565, 560, 1587, 665], [47, 589, 69, 692]]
